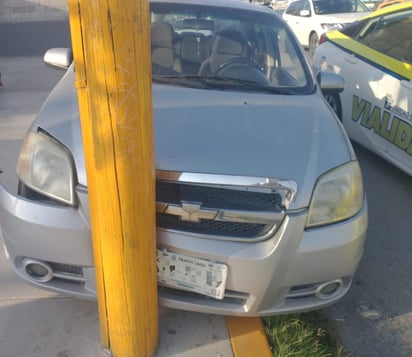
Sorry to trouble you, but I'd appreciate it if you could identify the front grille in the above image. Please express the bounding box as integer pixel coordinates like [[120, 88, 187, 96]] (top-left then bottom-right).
[[156, 172, 293, 241], [156, 181, 283, 211], [157, 213, 271, 238]]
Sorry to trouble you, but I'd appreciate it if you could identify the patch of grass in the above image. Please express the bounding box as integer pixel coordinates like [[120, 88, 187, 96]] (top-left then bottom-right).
[[262, 311, 350, 357]]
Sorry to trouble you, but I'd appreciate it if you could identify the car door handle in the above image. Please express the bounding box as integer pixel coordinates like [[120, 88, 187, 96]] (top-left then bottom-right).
[[344, 56, 357, 64]]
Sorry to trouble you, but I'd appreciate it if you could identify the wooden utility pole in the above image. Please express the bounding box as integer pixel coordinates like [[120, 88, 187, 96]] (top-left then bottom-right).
[[67, 1, 158, 356]]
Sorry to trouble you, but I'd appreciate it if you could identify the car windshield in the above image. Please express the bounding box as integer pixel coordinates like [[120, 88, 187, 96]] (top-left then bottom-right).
[[313, 0, 369, 14], [150, 2, 313, 93]]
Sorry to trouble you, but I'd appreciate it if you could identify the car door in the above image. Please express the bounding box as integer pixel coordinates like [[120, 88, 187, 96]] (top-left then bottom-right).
[[319, 40, 390, 157], [337, 48, 390, 158], [380, 72, 412, 173], [370, 13, 412, 172]]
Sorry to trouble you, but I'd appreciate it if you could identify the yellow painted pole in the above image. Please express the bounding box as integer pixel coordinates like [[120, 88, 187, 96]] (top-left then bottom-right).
[[67, 1, 158, 356]]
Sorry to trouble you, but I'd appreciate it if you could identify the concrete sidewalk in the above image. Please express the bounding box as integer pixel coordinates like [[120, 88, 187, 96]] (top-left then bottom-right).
[[0, 56, 272, 357]]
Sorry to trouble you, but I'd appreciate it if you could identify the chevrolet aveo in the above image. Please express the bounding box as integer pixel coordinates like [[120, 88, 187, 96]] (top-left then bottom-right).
[[0, 0, 368, 316]]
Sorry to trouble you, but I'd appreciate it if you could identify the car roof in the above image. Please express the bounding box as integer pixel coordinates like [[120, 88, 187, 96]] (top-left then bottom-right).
[[150, 0, 275, 14], [377, 0, 410, 10], [362, 0, 412, 18]]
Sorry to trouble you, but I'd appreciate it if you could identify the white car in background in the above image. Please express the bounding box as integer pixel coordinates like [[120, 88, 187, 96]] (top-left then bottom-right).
[[313, 2, 412, 175], [283, 0, 370, 53]]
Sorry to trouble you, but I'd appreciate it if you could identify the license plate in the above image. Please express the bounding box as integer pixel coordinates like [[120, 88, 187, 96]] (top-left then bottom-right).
[[156, 249, 228, 300]]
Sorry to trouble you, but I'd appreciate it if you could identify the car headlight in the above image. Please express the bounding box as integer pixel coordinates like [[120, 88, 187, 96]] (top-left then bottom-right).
[[320, 23, 342, 31], [17, 131, 76, 206], [306, 161, 363, 228]]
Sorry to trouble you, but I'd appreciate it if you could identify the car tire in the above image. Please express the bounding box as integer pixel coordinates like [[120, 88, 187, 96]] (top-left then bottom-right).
[[309, 32, 319, 58], [325, 92, 342, 120]]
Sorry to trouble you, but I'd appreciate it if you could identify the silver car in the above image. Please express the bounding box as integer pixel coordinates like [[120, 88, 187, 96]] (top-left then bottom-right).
[[0, 0, 367, 316]]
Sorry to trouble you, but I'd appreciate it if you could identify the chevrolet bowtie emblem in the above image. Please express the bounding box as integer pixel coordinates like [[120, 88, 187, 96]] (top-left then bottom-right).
[[161, 202, 218, 222]]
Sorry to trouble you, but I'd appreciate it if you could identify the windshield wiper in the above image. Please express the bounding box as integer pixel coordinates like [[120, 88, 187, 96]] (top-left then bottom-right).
[[152, 74, 215, 89], [153, 74, 297, 94], [202, 75, 297, 94]]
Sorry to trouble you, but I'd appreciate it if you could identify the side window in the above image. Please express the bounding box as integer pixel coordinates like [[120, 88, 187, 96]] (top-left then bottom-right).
[[285, 2, 296, 15], [275, 29, 307, 86], [355, 10, 412, 64], [302, 0, 312, 15], [340, 19, 368, 38], [286, 0, 305, 16]]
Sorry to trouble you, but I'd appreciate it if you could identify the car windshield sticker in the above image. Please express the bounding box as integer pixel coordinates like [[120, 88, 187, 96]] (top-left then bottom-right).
[[352, 95, 412, 155]]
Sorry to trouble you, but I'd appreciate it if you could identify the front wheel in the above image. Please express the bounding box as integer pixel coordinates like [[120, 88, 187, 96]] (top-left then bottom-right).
[[324, 92, 342, 120]]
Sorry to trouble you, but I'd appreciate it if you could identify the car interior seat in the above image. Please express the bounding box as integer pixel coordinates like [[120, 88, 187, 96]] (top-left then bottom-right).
[[151, 21, 181, 72], [198, 29, 249, 75], [179, 35, 211, 74]]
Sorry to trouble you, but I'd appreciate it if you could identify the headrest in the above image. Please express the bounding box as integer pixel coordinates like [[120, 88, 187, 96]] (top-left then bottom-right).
[[151, 22, 174, 48], [212, 30, 246, 56]]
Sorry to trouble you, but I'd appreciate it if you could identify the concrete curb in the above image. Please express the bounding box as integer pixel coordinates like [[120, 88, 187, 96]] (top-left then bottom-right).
[[227, 317, 272, 357]]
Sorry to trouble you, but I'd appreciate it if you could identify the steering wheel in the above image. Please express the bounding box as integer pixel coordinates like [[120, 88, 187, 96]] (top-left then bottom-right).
[[214, 57, 270, 85]]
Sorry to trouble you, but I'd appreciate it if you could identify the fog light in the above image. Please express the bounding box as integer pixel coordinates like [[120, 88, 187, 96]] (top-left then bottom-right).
[[316, 279, 343, 300], [22, 258, 54, 283]]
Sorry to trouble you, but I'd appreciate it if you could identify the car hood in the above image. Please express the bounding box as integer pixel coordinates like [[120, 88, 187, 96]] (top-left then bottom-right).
[[318, 12, 367, 24], [33, 69, 352, 208]]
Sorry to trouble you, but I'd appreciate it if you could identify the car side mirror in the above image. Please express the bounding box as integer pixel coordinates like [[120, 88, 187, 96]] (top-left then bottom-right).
[[43, 48, 73, 70], [317, 71, 345, 94], [299, 9, 311, 17]]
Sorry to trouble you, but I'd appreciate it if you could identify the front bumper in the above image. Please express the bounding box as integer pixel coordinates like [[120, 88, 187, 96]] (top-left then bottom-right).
[[0, 182, 368, 316]]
